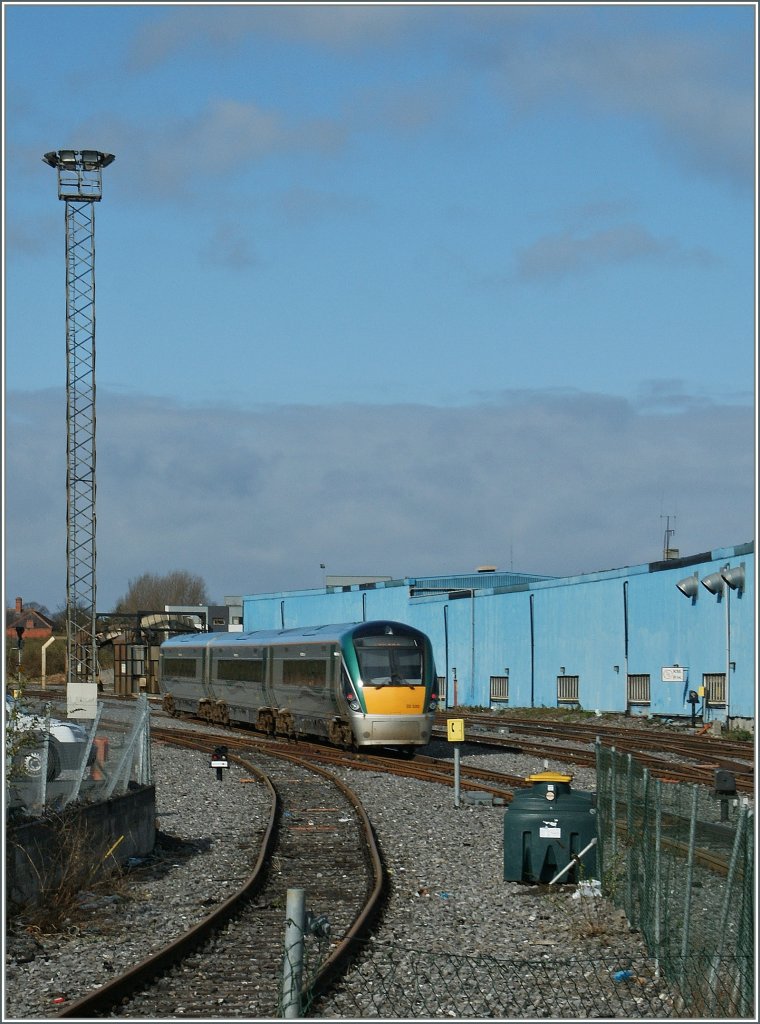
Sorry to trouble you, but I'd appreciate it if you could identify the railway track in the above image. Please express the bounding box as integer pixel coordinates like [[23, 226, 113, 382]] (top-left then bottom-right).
[[35, 707, 746, 1018], [443, 710, 754, 762], [433, 712, 754, 793], [57, 732, 384, 1019]]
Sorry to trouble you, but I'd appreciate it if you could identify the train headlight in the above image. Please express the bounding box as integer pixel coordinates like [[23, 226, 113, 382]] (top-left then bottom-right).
[[428, 698, 438, 711], [345, 692, 361, 712]]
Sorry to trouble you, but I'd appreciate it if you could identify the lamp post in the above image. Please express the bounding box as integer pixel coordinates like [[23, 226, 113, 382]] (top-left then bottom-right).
[[43, 149, 114, 709], [700, 564, 745, 726]]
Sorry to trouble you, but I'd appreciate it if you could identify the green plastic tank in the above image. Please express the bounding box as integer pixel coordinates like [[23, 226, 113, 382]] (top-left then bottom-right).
[[503, 771, 597, 883]]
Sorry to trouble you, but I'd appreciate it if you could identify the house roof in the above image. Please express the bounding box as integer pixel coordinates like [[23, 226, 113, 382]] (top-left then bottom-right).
[[6, 607, 55, 631]]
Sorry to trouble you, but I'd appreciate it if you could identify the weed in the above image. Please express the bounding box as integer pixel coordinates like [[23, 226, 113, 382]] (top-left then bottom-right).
[[6, 807, 130, 932], [727, 728, 753, 742]]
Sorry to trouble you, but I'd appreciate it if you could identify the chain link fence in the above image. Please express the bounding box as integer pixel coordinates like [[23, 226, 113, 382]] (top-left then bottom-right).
[[595, 741, 754, 1018], [288, 934, 749, 1018], [5, 693, 152, 817], [279, 742, 754, 1019]]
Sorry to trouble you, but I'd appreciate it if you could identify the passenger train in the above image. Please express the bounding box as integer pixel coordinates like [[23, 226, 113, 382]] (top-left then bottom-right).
[[158, 620, 438, 750]]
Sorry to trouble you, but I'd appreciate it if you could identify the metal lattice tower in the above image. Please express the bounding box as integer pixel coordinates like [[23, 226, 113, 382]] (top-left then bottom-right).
[[43, 149, 115, 695]]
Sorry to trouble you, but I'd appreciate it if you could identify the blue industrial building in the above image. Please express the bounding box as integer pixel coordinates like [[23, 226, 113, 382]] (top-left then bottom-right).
[[243, 541, 754, 728]]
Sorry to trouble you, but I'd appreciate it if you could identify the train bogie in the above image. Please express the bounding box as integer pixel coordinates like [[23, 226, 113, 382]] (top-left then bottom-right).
[[158, 621, 438, 750]]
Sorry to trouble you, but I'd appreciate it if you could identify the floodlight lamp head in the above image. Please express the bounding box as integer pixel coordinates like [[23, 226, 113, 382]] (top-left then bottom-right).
[[42, 149, 115, 170], [676, 574, 699, 599], [701, 572, 724, 595], [721, 565, 745, 592]]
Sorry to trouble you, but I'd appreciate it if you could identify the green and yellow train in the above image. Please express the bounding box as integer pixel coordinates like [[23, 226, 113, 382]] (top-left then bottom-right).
[[158, 620, 439, 750]]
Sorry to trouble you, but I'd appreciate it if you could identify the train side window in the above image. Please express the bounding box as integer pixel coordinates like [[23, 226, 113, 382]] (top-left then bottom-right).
[[163, 657, 199, 679], [282, 659, 327, 687], [216, 658, 264, 683]]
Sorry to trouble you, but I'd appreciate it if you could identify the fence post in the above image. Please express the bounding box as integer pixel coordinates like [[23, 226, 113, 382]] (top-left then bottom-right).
[[653, 778, 662, 979], [707, 804, 748, 1014], [38, 707, 51, 809], [103, 693, 150, 798], [66, 703, 103, 805], [282, 888, 306, 1018], [594, 739, 604, 884], [610, 745, 617, 866], [136, 698, 151, 785], [638, 768, 651, 950], [678, 783, 699, 990], [625, 753, 634, 920]]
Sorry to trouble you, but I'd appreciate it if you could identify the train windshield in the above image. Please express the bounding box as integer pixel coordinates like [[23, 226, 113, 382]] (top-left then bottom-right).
[[355, 636, 423, 686]]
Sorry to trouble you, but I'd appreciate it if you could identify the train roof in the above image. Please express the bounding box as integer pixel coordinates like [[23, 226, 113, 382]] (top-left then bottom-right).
[[160, 620, 427, 649]]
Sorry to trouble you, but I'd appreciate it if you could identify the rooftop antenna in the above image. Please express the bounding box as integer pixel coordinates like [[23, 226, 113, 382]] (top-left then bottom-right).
[[661, 514, 678, 561], [43, 149, 115, 708]]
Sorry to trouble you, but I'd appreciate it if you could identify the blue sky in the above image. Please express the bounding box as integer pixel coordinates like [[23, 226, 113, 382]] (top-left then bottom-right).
[[3, 2, 757, 613]]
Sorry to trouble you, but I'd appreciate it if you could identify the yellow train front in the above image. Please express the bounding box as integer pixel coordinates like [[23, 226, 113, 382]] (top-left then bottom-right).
[[158, 620, 438, 751]]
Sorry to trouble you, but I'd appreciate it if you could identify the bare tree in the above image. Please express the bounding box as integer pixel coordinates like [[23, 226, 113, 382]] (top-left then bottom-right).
[[113, 571, 210, 613]]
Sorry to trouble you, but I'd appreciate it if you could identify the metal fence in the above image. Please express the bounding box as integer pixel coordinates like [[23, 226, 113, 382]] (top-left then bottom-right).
[[292, 937, 750, 1018], [5, 693, 152, 816], [281, 741, 755, 1020], [595, 741, 754, 1018]]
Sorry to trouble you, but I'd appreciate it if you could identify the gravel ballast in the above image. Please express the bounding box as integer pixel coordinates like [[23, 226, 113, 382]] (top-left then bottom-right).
[[2, 739, 693, 1019]]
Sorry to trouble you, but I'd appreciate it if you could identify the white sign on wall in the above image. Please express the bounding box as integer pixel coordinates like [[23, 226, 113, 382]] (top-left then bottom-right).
[[661, 666, 686, 683], [67, 682, 98, 718]]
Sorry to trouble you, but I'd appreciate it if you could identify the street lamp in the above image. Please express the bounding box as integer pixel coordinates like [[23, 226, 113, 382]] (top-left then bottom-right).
[[701, 572, 724, 596], [699, 564, 744, 725], [721, 565, 745, 592], [675, 573, 699, 600]]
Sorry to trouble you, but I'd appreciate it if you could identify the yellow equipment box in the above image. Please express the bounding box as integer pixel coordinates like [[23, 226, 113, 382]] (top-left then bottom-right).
[[447, 718, 465, 742]]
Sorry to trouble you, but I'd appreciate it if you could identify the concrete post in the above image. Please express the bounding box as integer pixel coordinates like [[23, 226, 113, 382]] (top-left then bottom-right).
[[282, 887, 306, 1018]]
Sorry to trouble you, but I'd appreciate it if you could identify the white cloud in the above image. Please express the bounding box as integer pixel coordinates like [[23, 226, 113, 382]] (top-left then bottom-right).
[[127, 5, 416, 70], [515, 223, 716, 282], [5, 387, 754, 611], [488, 17, 754, 187]]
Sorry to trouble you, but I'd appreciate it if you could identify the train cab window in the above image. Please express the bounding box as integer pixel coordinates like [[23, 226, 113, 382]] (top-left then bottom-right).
[[355, 637, 423, 686]]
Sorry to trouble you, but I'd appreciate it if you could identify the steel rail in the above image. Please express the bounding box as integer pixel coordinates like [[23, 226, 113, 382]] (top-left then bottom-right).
[[442, 710, 754, 761], [55, 732, 386, 1018], [429, 725, 754, 793], [56, 741, 277, 1018]]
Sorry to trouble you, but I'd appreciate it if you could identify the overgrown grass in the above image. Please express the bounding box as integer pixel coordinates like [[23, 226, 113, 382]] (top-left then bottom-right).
[[727, 728, 753, 742], [6, 807, 129, 931], [450, 704, 602, 723]]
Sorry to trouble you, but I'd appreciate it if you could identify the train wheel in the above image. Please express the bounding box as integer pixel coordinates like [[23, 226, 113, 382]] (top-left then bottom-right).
[[216, 701, 230, 727], [277, 711, 295, 739], [162, 693, 176, 717]]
